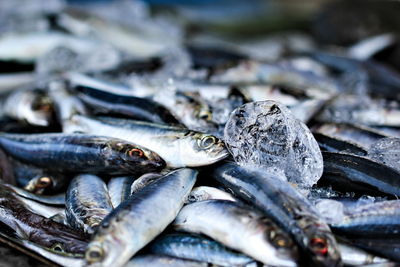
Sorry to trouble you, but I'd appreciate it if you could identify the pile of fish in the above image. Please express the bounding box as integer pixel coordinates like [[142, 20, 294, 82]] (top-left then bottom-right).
[[1, 0, 400, 266]]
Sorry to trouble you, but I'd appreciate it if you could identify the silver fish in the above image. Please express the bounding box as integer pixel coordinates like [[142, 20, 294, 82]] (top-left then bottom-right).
[[339, 242, 388, 266], [1, 88, 53, 126], [85, 168, 197, 267], [67, 115, 228, 168], [66, 174, 113, 234], [107, 176, 135, 208], [130, 173, 162, 195], [125, 255, 208, 267], [174, 200, 298, 267], [48, 80, 87, 131], [149, 233, 254, 267], [186, 186, 236, 204]]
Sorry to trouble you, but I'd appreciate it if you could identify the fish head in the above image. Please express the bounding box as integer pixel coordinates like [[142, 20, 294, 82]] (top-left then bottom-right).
[[26, 94, 53, 126], [106, 140, 166, 172], [180, 132, 229, 167], [24, 175, 53, 194], [307, 230, 342, 267], [261, 218, 299, 267], [85, 228, 130, 266]]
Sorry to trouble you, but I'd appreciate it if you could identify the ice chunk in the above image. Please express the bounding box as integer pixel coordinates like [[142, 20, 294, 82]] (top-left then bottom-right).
[[315, 199, 345, 224], [224, 100, 323, 187], [368, 137, 400, 172]]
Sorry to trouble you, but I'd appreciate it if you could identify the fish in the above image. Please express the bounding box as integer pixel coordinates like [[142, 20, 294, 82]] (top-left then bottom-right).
[[149, 232, 254, 267], [1, 88, 53, 127], [186, 186, 236, 204], [320, 152, 400, 197], [313, 123, 388, 149], [208, 61, 339, 98], [130, 172, 162, 195], [211, 162, 342, 267], [331, 200, 400, 238], [12, 160, 68, 194], [124, 254, 208, 267], [0, 184, 87, 255], [338, 242, 388, 266], [85, 168, 197, 267], [20, 239, 85, 267], [107, 176, 135, 208], [174, 199, 298, 267], [67, 115, 228, 168], [5, 184, 65, 206], [0, 147, 15, 185], [66, 174, 113, 234], [153, 90, 218, 133], [67, 73, 179, 124], [48, 80, 88, 131], [314, 132, 368, 156], [0, 133, 165, 175]]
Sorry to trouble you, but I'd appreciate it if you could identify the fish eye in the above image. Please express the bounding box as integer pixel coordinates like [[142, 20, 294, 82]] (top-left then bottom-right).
[[127, 148, 144, 158], [36, 177, 52, 189], [51, 243, 65, 253], [197, 136, 216, 150], [272, 234, 290, 248], [310, 237, 328, 256], [85, 245, 104, 263], [197, 110, 212, 120]]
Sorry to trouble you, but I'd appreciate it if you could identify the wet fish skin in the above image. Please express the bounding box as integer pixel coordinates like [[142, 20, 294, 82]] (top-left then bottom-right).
[[71, 78, 180, 124], [211, 162, 342, 267], [5, 184, 65, 206], [149, 232, 254, 267], [338, 242, 388, 266], [107, 176, 135, 208], [67, 115, 228, 168], [0, 133, 165, 175], [320, 152, 400, 197], [314, 132, 368, 156], [130, 172, 162, 195], [66, 174, 113, 234], [1, 89, 53, 127], [48, 80, 88, 130], [125, 254, 208, 267], [153, 90, 219, 133], [0, 184, 87, 255], [174, 199, 298, 267], [186, 186, 236, 204], [85, 168, 197, 267], [11, 159, 67, 194], [331, 200, 400, 238]]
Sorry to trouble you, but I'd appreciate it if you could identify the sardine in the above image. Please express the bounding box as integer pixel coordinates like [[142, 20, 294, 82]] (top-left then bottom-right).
[[320, 152, 400, 197], [0, 184, 87, 254], [67, 73, 179, 124], [67, 115, 228, 168], [1, 88, 53, 127], [186, 186, 236, 204], [48, 80, 88, 131], [211, 163, 341, 266], [85, 168, 197, 267], [331, 200, 400, 238], [149, 233, 254, 267], [174, 199, 298, 267], [125, 254, 208, 267], [66, 174, 113, 234], [130, 172, 162, 195], [107, 176, 135, 208], [338, 242, 388, 266], [6, 184, 65, 206], [0, 133, 165, 175]]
